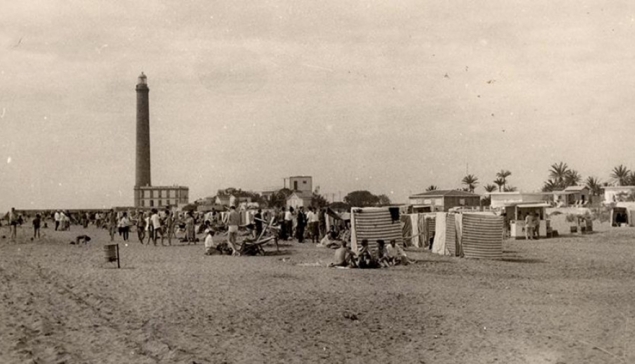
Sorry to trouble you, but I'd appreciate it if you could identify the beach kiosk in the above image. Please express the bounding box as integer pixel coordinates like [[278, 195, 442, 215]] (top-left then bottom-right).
[[508, 203, 551, 239]]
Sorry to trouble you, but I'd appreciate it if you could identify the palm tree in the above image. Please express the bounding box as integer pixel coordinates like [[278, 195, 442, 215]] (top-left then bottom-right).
[[496, 170, 512, 190], [611, 165, 631, 186], [462, 174, 479, 192], [503, 185, 517, 192], [484, 184, 497, 193], [564, 170, 581, 187], [585, 176, 602, 196], [542, 179, 559, 192], [493, 178, 505, 192], [425, 185, 438, 192], [549, 162, 570, 189], [627, 172, 635, 186]]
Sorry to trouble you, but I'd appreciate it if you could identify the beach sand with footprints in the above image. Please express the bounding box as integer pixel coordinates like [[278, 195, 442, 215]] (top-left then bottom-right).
[[0, 223, 634, 364]]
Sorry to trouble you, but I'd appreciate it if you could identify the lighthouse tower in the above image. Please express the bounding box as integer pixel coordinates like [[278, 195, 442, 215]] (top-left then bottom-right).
[[135, 72, 151, 188], [134, 73, 151, 207], [133, 73, 189, 209]]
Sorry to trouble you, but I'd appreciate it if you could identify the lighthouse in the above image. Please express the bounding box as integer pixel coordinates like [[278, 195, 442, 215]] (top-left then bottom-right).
[[133, 73, 189, 208], [135, 72, 151, 188]]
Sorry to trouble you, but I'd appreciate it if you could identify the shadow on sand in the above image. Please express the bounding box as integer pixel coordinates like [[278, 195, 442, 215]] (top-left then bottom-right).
[[501, 257, 545, 264]]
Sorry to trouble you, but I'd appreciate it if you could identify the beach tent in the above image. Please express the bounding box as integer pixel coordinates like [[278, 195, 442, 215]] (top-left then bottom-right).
[[350, 207, 403, 252], [432, 212, 450, 256], [461, 213, 504, 260]]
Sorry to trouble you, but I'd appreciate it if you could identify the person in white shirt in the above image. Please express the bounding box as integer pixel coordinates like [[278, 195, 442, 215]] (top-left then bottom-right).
[[284, 207, 293, 241], [386, 239, 410, 265], [204, 229, 216, 255], [150, 209, 163, 246], [306, 207, 320, 243], [120, 212, 130, 241]]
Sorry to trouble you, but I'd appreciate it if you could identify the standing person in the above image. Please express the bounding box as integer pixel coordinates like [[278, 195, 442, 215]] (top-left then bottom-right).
[[524, 212, 534, 240], [185, 211, 196, 244], [226, 206, 240, 255], [9, 207, 18, 242], [54, 210, 60, 231], [284, 207, 294, 241], [318, 208, 327, 239], [145, 212, 152, 244], [108, 210, 117, 241], [150, 209, 163, 246], [533, 210, 541, 240], [296, 207, 307, 243], [137, 211, 146, 244], [33, 213, 41, 239], [254, 209, 263, 238], [165, 209, 176, 246], [307, 207, 320, 243], [120, 212, 130, 241]]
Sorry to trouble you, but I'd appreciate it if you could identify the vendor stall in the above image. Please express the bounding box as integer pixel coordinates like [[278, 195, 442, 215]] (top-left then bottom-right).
[[507, 203, 551, 239]]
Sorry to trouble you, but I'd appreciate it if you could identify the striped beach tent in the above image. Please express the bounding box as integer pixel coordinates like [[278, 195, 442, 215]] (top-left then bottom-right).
[[351, 207, 403, 252], [461, 213, 504, 260]]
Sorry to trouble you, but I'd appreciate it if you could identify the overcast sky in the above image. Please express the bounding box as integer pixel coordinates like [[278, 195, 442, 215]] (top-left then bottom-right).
[[2, 1, 635, 211]]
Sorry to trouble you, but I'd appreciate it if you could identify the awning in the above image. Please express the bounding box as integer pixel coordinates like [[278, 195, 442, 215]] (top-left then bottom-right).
[[515, 203, 551, 208]]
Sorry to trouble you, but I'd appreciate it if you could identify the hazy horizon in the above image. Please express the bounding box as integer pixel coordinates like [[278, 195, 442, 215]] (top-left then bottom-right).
[[2, 1, 635, 212]]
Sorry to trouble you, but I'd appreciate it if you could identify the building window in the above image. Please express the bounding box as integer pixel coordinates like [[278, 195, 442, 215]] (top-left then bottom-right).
[[150, 200, 154, 207], [294, 181, 298, 190], [144, 190, 150, 198], [161, 190, 167, 198], [153, 190, 159, 198], [170, 190, 176, 198], [303, 181, 307, 184], [141, 200, 145, 207], [459, 199, 465, 206]]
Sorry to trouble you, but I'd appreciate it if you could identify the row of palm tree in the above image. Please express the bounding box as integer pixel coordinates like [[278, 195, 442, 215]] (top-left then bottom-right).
[[425, 164, 635, 195], [542, 163, 635, 195]]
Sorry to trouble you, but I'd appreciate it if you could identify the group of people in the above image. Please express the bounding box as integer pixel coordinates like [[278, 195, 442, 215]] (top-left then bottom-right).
[[329, 238, 410, 269], [277, 206, 325, 243]]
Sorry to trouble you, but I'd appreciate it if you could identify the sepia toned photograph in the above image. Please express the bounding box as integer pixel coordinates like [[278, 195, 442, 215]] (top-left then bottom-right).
[[1, 1, 634, 363]]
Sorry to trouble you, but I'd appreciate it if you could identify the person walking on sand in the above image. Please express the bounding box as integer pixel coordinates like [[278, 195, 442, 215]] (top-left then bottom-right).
[[137, 211, 146, 243], [226, 206, 240, 255], [120, 212, 130, 241], [32, 213, 41, 239]]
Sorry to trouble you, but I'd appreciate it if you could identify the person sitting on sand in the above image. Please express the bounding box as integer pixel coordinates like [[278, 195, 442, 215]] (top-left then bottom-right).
[[386, 239, 410, 266], [204, 228, 217, 255], [357, 239, 378, 269], [376, 240, 390, 268], [318, 229, 340, 249], [328, 239, 355, 268]]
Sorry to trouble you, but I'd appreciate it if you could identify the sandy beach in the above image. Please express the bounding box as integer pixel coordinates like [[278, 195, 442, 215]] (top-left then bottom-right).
[[0, 223, 633, 364]]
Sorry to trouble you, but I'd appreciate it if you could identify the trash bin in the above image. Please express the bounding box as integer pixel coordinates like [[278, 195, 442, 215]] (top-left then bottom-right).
[[104, 244, 120, 268]]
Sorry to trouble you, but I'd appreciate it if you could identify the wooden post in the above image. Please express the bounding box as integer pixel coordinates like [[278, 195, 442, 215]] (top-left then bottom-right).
[[116, 243, 120, 269]]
